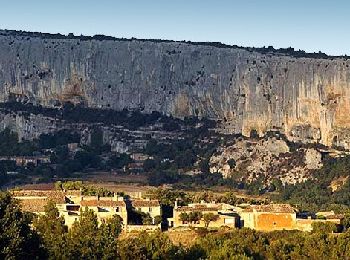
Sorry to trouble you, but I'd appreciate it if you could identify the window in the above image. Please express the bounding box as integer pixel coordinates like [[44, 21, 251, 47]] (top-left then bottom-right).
[[149, 207, 152, 212], [116, 207, 119, 212]]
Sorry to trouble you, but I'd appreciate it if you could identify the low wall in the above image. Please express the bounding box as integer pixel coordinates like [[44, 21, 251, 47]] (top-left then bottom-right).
[[125, 225, 160, 232]]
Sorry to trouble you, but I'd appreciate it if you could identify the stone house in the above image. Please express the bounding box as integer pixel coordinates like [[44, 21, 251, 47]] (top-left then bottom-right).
[[130, 199, 161, 224], [239, 204, 344, 232], [13, 190, 80, 215], [239, 204, 297, 231], [58, 195, 128, 228]]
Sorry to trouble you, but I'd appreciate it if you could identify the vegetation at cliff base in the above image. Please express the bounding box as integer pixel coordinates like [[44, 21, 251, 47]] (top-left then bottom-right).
[[274, 155, 350, 212]]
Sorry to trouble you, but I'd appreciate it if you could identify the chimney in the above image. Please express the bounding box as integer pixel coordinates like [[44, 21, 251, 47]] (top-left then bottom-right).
[[174, 199, 179, 209]]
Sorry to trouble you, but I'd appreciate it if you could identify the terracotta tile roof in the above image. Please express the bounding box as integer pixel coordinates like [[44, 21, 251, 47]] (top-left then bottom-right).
[[249, 204, 296, 213], [19, 198, 48, 213], [132, 200, 160, 208], [80, 199, 125, 207], [12, 190, 81, 204]]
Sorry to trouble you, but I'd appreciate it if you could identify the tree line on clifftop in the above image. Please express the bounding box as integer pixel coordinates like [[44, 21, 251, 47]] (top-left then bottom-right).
[[1, 29, 348, 59]]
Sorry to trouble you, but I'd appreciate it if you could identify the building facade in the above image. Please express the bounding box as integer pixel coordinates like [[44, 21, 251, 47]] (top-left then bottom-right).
[[169, 201, 238, 228]]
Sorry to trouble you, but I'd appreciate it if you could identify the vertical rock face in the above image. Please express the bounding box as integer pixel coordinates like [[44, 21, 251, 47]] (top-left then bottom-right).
[[1, 30, 350, 148]]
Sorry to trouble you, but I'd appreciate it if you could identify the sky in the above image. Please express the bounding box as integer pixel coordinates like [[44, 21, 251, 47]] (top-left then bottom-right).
[[0, 0, 349, 55]]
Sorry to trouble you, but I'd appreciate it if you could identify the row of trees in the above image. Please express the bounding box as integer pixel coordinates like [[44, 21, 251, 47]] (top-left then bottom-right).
[[179, 212, 219, 227]]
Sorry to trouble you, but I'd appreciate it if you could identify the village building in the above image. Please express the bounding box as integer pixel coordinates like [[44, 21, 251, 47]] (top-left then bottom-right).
[[58, 195, 128, 228], [168, 201, 239, 228], [0, 155, 51, 167], [239, 204, 297, 231], [238, 204, 344, 232], [295, 212, 344, 232], [12, 190, 80, 215], [126, 162, 144, 172], [130, 153, 152, 162], [130, 198, 161, 224]]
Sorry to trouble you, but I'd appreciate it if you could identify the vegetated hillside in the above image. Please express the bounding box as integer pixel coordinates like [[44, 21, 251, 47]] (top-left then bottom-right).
[[0, 30, 350, 149]]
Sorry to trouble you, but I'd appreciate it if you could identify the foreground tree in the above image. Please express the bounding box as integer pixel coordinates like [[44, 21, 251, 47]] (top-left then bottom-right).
[[97, 215, 123, 259], [66, 208, 100, 259], [119, 231, 184, 260], [0, 192, 46, 259], [33, 200, 68, 259], [179, 212, 189, 224], [66, 207, 122, 260]]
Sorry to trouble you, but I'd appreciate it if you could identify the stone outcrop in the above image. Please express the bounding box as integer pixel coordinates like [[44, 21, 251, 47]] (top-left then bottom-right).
[[209, 137, 323, 184], [1, 30, 350, 148]]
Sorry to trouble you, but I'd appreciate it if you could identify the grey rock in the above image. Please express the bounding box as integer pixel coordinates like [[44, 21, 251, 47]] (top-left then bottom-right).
[[0, 31, 350, 148]]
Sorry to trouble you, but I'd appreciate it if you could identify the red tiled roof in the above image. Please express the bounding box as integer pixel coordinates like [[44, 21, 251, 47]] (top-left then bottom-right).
[[12, 190, 81, 204], [19, 198, 48, 213], [80, 200, 125, 207], [132, 200, 160, 207]]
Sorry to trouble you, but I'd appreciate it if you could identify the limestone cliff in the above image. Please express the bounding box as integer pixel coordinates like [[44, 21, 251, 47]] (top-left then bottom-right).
[[1, 30, 350, 148]]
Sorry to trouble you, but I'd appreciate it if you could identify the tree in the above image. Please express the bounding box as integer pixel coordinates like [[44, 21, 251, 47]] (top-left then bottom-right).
[[97, 215, 123, 259], [179, 212, 189, 224], [189, 212, 202, 225], [66, 207, 100, 259], [107, 153, 132, 169], [227, 159, 236, 169], [312, 222, 337, 234], [141, 212, 153, 225], [0, 192, 46, 259], [203, 213, 219, 228], [54, 181, 63, 191], [154, 215, 162, 225], [33, 200, 68, 259], [341, 213, 350, 231], [220, 192, 238, 205], [118, 231, 184, 260]]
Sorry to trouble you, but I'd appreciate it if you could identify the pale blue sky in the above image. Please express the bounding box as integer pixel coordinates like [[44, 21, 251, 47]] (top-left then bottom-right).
[[0, 0, 349, 55]]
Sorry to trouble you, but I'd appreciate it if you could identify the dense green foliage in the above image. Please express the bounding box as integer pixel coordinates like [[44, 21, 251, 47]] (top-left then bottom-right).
[[274, 156, 350, 212], [0, 192, 45, 259], [55, 180, 123, 197]]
